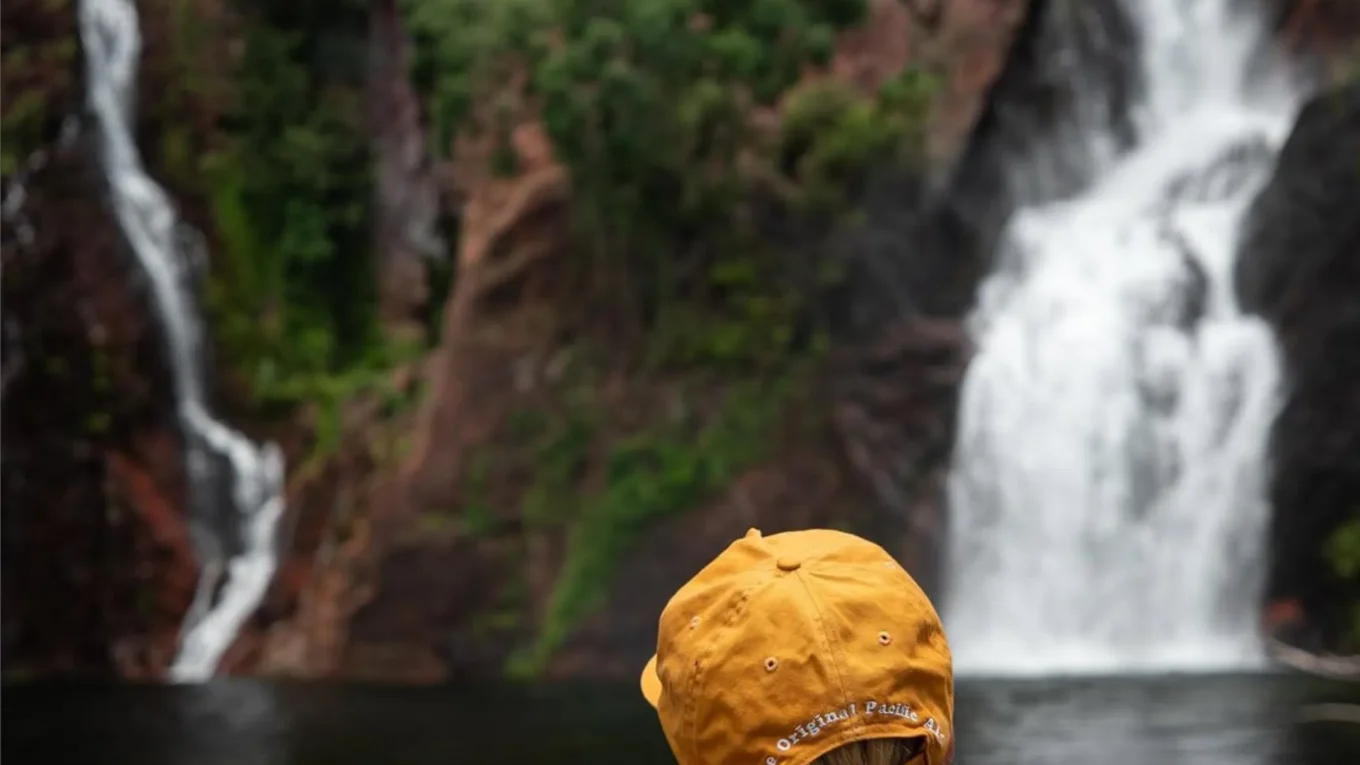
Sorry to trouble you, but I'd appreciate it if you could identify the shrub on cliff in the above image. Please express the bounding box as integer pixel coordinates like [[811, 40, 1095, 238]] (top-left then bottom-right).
[[196, 0, 397, 408], [1327, 517, 1360, 649], [407, 0, 936, 368]]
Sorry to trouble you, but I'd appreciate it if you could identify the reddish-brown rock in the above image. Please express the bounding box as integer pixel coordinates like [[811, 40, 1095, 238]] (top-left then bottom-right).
[[325, 1, 1030, 683], [1274, 0, 1360, 75], [2, 134, 196, 678], [367, 0, 443, 333], [924, 0, 1032, 169]]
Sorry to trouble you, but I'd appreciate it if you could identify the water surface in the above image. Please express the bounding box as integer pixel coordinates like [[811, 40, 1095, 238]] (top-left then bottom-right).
[[4, 673, 1357, 764]]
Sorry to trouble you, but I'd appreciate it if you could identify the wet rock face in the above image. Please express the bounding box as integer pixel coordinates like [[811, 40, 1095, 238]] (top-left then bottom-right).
[[1, 137, 197, 678], [1270, 0, 1360, 78], [0, 0, 200, 679], [946, 0, 1139, 250], [1235, 83, 1360, 649]]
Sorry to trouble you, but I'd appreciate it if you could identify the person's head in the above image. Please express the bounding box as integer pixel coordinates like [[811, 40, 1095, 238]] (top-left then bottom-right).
[[811, 738, 925, 765], [641, 528, 954, 765]]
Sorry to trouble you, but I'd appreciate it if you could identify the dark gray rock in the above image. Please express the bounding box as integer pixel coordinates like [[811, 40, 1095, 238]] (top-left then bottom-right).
[[1235, 82, 1360, 649], [822, 0, 1141, 599]]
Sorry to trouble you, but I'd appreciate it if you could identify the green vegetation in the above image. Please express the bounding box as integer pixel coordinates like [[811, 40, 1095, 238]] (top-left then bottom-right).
[[1, 0, 77, 176], [1325, 515, 1360, 649], [399, 0, 939, 673], [525, 379, 792, 672], [184, 0, 938, 409], [406, 0, 937, 369], [444, 371, 800, 678], [193, 1, 410, 422]]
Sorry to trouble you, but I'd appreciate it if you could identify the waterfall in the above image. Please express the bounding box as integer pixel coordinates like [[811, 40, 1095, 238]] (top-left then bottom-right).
[[78, 0, 286, 682], [944, 0, 1302, 676]]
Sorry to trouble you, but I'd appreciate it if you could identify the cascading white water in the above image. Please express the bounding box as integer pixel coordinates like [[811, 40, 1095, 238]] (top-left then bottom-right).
[[944, 0, 1302, 676], [78, 0, 286, 682]]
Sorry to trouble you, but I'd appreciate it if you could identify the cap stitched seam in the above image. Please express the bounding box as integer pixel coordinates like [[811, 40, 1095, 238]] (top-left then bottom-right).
[[689, 582, 755, 763], [791, 568, 850, 708], [681, 640, 700, 765]]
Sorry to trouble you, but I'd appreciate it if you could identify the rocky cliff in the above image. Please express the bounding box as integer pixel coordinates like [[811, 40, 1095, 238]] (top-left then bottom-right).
[[1236, 82, 1360, 651], [4, 0, 1359, 683], [1, 0, 1033, 682]]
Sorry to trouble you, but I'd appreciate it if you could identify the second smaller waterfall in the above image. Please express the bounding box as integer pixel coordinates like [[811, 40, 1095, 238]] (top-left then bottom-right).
[[78, 0, 287, 682]]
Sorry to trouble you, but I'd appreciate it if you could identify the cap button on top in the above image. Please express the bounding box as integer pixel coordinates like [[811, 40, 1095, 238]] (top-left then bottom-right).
[[776, 556, 801, 572]]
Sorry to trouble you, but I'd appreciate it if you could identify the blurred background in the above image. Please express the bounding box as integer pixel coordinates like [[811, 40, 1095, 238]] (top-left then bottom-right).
[[2, 0, 1359, 763]]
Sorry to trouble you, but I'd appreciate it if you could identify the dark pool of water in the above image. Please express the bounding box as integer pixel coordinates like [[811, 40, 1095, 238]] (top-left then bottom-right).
[[3, 673, 1357, 764]]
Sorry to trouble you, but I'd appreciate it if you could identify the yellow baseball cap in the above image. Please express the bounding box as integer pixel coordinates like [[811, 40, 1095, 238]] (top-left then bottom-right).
[[640, 528, 954, 765]]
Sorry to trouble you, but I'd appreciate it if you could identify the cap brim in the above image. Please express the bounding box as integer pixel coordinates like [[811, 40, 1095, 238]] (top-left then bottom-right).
[[640, 654, 662, 708]]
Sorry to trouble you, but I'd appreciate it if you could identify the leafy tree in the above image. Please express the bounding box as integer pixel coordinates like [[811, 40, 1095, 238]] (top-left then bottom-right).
[[205, 1, 393, 405], [405, 0, 936, 368]]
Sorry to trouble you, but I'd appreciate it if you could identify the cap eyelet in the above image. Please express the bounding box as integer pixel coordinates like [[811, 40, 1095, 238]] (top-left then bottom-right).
[[878, 631, 892, 646], [763, 656, 779, 672], [689, 616, 701, 629]]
